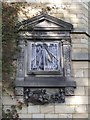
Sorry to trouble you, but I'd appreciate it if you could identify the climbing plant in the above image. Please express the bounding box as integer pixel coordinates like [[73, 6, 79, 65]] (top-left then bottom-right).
[[2, 2, 57, 118], [2, 2, 54, 90], [2, 2, 25, 90], [2, 105, 21, 119]]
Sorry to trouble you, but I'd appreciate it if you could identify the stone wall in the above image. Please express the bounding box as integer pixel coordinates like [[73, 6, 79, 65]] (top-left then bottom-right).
[[2, 1, 89, 119]]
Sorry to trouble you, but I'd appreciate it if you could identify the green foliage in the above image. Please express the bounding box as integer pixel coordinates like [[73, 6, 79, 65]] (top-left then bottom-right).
[[2, 3, 24, 89], [16, 101, 23, 110], [2, 105, 20, 119], [2, 2, 52, 89]]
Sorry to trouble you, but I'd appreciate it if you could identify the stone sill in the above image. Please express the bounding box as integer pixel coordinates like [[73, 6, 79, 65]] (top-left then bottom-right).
[[15, 76, 76, 88]]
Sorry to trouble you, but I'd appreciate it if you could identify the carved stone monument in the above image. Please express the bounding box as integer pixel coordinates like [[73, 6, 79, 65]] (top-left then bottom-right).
[[15, 13, 76, 105]]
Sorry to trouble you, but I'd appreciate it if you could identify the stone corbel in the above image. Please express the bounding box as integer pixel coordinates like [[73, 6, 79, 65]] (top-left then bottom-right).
[[23, 87, 75, 105]]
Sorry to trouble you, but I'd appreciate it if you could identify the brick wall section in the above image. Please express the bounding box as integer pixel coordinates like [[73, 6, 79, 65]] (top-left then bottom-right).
[[2, 2, 89, 119]]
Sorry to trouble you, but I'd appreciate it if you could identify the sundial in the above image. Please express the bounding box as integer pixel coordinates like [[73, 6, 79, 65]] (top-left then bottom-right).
[[28, 42, 60, 71]]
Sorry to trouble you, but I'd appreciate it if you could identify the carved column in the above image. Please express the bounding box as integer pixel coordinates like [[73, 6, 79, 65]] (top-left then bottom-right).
[[15, 39, 25, 96], [63, 42, 71, 76], [16, 39, 25, 80]]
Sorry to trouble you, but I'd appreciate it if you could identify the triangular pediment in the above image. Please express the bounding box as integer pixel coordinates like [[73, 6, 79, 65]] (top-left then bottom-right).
[[34, 20, 61, 28], [17, 13, 73, 31]]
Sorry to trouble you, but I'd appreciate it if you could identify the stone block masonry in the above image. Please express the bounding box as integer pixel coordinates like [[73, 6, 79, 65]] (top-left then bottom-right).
[[2, 1, 89, 119], [28, 105, 40, 113]]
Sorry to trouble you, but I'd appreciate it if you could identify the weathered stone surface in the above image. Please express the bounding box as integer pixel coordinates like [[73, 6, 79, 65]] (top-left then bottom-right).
[[72, 53, 89, 60], [0, 106, 2, 120], [72, 62, 88, 69], [2, 90, 8, 96], [75, 105, 87, 113], [72, 32, 88, 37], [0, 84, 1, 90], [0, 95, 2, 106], [83, 69, 89, 77], [51, 13, 64, 19], [74, 78, 88, 86], [74, 87, 85, 95], [73, 69, 84, 77], [55, 105, 75, 113], [81, 48, 88, 53], [0, 80, 2, 85], [16, 96, 24, 103], [40, 105, 55, 114], [86, 87, 89, 95], [72, 44, 88, 48], [28, 105, 40, 113], [2, 96, 17, 105], [32, 114, 44, 118], [45, 114, 59, 118], [16, 105, 28, 114], [88, 114, 90, 120], [88, 96, 90, 104], [69, 4, 80, 12], [89, 78, 90, 87], [88, 105, 90, 114], [59, 114, 72, 118], [19, 113, 32, 118], [72, 39, 81, 44], [66, 96, 88, 105], [80, 39, 88, 44], [72, 48, 82, 53], [72, 113, 88, 118], [72, 48, 88, 54]]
